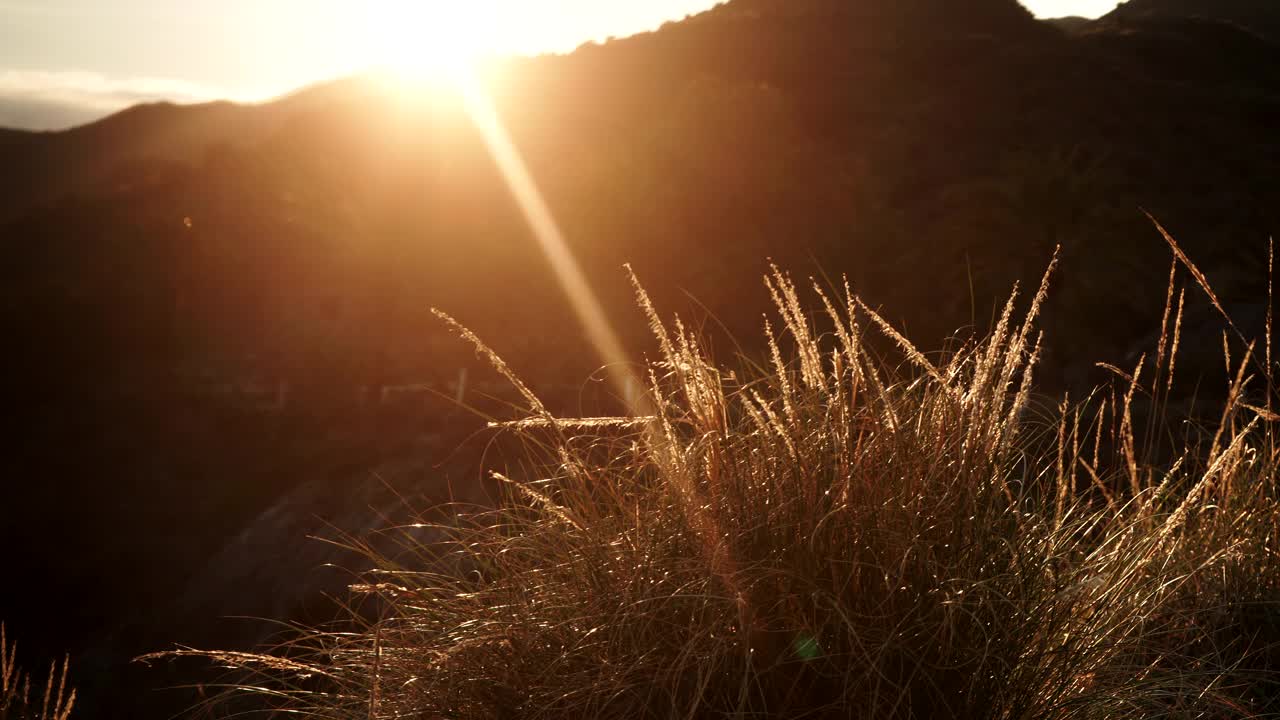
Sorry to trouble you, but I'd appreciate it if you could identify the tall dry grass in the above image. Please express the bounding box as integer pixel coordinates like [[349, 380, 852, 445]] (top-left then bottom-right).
[[0, 625, 75, 720], [165, 239, 1280, 718]]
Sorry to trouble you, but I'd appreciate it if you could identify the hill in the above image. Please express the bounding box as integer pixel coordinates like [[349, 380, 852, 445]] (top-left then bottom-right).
[[0, 76, 402, 224], [1044, 16, 1094, 33], [2, 0, 1278, 715], [1107, 0, 1280, 42]]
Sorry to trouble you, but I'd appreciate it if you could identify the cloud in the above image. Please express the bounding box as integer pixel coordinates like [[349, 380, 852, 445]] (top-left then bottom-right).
[[0, 70, 233, 131], [0, 1, 77, 17]]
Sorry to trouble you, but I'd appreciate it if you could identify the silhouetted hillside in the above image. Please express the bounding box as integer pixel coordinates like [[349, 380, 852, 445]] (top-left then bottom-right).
[[1107, 0, 1280, 42], [703, 0, 1040, 34], [0, 79, 393, 223], [2, 0, 1278, 715], [1045, 16, 1093, 33]]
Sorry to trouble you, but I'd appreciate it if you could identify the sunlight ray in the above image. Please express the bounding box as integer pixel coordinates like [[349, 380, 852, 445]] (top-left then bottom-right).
[[451, 70, 648, 415]]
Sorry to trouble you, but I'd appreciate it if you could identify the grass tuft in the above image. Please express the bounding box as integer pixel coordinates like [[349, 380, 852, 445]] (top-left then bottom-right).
[[165, 247, 1280, 719]]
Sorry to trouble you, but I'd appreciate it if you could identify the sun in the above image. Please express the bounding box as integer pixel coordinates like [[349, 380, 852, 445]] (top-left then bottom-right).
[[365, 1, 498, 83]]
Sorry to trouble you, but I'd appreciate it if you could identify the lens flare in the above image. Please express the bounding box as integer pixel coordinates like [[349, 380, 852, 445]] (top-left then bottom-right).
[[451, 69, 646, 413]]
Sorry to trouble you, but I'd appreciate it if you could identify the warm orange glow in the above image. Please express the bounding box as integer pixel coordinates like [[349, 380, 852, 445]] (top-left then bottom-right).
[[454, 68, 648, 415], [356, 0, 649, 413], [364, 1, 498, 83]]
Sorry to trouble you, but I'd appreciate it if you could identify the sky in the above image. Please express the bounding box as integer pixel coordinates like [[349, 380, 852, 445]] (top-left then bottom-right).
[[0, 0, 1121, 130]]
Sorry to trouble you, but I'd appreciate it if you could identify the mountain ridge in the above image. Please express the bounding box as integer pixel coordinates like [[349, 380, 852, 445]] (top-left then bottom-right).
[[15, 0, 1280, 223], [1106, 0, 1280, 42]]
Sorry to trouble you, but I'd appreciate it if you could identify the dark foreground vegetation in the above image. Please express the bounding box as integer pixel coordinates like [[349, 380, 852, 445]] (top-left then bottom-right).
[[1, 0, 1279, 716], [1, 626, 74, 720], [165, 253, 1280, 718]]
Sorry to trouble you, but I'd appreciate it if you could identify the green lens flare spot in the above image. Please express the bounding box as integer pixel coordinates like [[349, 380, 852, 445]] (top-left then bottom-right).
[[794, 635, 821, 661]]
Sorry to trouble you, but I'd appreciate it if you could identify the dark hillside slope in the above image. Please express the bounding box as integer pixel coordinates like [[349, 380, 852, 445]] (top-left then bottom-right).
[[1046, 17, 1093, 32], [0, 102, 272, 222], [1107, 0, 1280, 42], [0, 126, 32, 148], [0, 90, 358, 223]]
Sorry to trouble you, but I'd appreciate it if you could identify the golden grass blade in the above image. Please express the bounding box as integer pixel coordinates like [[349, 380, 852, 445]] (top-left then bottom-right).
[[1147, 211, 1245, 344], [432, 308, 549, 419], [627, 263, 677, 365], [855, 298, 953, 394], [1168, 289, 1185, 393], [490, 416, 660, 431], [1155, 257, 1178, 391]]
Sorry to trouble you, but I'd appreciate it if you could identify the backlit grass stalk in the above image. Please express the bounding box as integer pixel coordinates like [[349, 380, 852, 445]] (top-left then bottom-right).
[[0, 625, 75, 720]]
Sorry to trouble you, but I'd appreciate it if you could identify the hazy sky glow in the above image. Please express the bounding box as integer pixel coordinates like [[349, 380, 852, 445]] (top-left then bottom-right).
[[0, 0, 1121, 130]]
